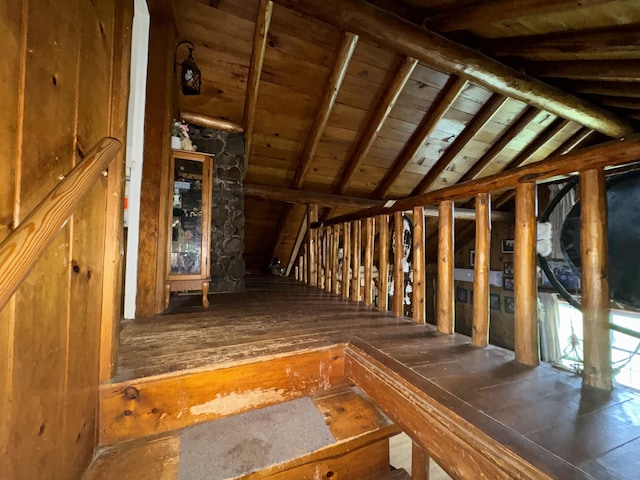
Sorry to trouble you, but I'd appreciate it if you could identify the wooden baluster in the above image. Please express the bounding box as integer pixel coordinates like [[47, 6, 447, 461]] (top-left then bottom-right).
[[364, 217, 375, 306], [294, 265, 299, 281], [307, 204, 318, 286], [302, 247, 308, 283], [351, 220, 361, 302], [514, 183, 539, 366], [437, 200, 455, 334], [393, 211, 404, 317], [412, 442, 430, 480], [413, 206, 426, 324], [378, 214, 390, 311], [318, 228, 325, 290], [472, 193, 491, 347], [580, 168, 612, 390], [324, 227, 331, 291], [342, 222, 351, 298], [331, 224, 340, 294]]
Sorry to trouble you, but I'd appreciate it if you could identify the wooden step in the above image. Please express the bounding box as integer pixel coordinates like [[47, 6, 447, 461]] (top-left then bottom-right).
[[84, 386, 401, 480]]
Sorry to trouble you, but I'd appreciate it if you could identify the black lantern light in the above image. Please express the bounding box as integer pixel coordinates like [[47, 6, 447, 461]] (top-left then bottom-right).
[[175, 40, 201, 96]]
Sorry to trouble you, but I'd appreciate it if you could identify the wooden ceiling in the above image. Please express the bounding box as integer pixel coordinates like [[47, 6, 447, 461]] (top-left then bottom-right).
[[174, 0, 640, 272]]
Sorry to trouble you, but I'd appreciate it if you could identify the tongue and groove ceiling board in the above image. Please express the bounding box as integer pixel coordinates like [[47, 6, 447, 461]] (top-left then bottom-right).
[[175, 0, 639, 271]]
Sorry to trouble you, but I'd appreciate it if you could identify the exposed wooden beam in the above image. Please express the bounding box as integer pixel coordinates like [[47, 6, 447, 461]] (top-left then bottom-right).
[[271, 0, 634, 138], [527, 60, 640, 82], [337, 56, 418, 194], [374, 75, 468, 199], [243, 0, 273, 170], [180, 112, 243, 134], [425, 0, 618, 33], [502, 118, 572, 171], [437, 200, 455, 334], [411, 94, 508, 195], [596, 96, 640, 111], [244, 183, 384, 208], [313, 133, 640, 227], [580, 168, 613, 391], [569, 81, 640, 99], [423, 206, 512, 222], [459, 106, 540, 182], [481, 24, 640, 60], [472, 193, 491, 347], [292, 31, 359, 189]]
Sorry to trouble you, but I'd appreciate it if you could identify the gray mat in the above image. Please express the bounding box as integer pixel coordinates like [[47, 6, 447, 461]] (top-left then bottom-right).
[[178, 397, 335, 479]]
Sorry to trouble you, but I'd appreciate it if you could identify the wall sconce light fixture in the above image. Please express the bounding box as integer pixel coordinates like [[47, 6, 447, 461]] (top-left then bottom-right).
[[175, 40, 201, 95]]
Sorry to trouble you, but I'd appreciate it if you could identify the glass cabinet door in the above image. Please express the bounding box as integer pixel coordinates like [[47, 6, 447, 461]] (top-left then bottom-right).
[[170, 157, 204, 275]]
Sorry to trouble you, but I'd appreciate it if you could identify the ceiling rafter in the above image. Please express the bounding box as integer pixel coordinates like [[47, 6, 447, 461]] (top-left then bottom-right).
[[243, 0, 273, 170], [568, 81, 640, 99], [270, 0, 634, 138], [424, 0, 619, 33], [373, 75, 468, 199], [245, 183, 383, 208], [336, 55, 419, 195], [458, 106, 541, 183], [527, 60, 640, 82], [410, 93, 509, 195], [291, 31, 359, 189]]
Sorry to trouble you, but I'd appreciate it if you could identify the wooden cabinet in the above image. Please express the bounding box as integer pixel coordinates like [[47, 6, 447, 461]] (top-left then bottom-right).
[[165, 150, 214, 308]]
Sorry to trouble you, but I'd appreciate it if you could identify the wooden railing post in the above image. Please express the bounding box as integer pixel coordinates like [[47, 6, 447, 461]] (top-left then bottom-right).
[[514, 183, 539, 366], [472, 193, 491, 347], [437, 200, 455, 334], [318, 228, 325, 290], [378, 215, 390, 311], [393, 212, 404, 317], [342, 222, 351, 298], [580, 168, 612, 390], [307, 204, 318, 286], [364, 217, 375, 305], [303, 247, 308, 283], [412, 442, 430, 480], [413, 206, 426, 324], [331, 224, 340, 294], [351, 220, 361, 302], [324, 227, 331, 291]]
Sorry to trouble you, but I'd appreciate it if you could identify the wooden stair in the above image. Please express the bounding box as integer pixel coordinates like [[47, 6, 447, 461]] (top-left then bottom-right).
[[84, 386, 401, 479]]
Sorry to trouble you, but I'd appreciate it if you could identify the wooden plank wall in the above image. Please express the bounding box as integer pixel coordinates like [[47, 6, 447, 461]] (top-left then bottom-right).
[[0, 1, 131, 478]]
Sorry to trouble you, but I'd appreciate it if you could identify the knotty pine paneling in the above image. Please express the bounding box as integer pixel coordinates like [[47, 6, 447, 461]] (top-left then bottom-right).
[[0, 1, 129, 478]]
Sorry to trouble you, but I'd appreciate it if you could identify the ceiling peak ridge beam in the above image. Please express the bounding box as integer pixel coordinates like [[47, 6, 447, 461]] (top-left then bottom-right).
[[313, 133, 640, 228], [243, 0, 273, 171], [459, 106, 540, 182], [527, 60, 640, 82], [292, 31, 359, 189], [410, 93, 509, 196], [424, 0, 619, 33], [270, 0, 634, 138], [373, 75, 468, 199], [337, 55, 419, 195]]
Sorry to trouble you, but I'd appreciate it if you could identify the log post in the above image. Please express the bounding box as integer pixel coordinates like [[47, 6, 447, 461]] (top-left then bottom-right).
[[514, 183, 539, 366], [351, 220, 361, 302], [378, 215, 390, 311], [437, 200, 455, 334], [580, 168, 612, 391], [364, 217, 375, 305], [325, 227, 332, 291], [413, 206, 426, 324], [472, 193, 491, 347], [331, 224, 340, 294], [303, 247, 308, 283], [294, 265, 299, 281], [393, 212, 404, 317], [318, 228, 325, 290], [412, 442, 430, 480], [342, 222, 351, 298], [307, 204, 318, 285]]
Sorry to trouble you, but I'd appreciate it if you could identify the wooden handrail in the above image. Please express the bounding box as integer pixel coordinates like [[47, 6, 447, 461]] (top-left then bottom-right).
[[312, 133, 640, 228], [0, 137, 122, 310]]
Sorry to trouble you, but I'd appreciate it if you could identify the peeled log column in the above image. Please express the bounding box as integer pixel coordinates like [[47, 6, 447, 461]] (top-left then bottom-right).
[[351, 220, 362, 302], [331, 224, 340, 294], [378, 215, 390, 311], [393, 212, 404, 317], [342, 222, 351, 298], [364, 217, 375, 305], [514, 183, 539, 366], [472, 193, 491, 347], [580, 168, 612, 391], [307, 204, 318, 286], [437, 200, 455, 334], [413, 206, 426, 324]]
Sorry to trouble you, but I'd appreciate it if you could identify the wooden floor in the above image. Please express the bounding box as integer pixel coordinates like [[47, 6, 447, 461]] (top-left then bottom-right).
[[116, 276, 640, 479]]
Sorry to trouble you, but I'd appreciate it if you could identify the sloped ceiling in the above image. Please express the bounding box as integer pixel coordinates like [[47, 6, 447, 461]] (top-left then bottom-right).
[[174, 0, 640, 272]]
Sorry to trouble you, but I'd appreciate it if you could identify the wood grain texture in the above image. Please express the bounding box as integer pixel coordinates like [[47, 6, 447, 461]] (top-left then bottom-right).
[[363, 218, 375, 305], [437, 201, 454, 334], [514, 183, 539, 366], [393, 212, 404, 317], [351, 220, 362, 302], [245, 184, 383, 208], [580, 168, 612, 390], [307, 204, 318, 285], [412, 207, 425, 324], [342, 222, 351, 298], [472, 193, 491, 347], [180, 111, 243, 133], [412, 442, 430, 480], [331, 224, 340, 294], [378, 215, 390, 312]]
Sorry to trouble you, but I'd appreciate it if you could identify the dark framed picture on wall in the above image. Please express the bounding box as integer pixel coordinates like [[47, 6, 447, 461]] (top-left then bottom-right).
[[503, 262, 513, 275], [504, 296, 515, 314], [470, 249, 476, 267], [456, 287, 468, 303], [503, 276, 514, 291], [490, 293, 501, 311], [501, 239, 514, 253]]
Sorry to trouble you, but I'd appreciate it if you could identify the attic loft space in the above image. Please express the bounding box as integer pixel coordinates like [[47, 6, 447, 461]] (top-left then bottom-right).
[[2, 0, 640, 479]]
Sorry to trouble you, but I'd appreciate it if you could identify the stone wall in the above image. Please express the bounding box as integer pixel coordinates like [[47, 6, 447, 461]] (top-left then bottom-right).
[[189, 125, 245, 292]]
